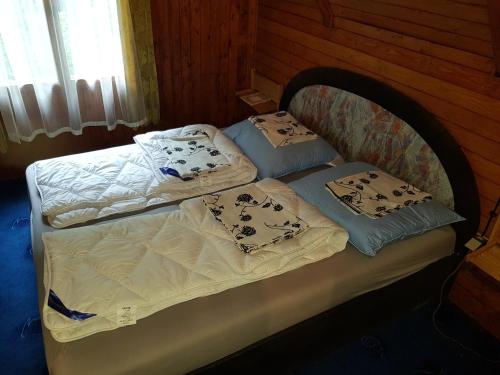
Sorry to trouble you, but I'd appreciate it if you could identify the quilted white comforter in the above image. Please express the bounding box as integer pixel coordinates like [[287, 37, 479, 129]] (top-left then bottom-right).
[[42, 179, 348, 342], [34, 125, 257, 228]]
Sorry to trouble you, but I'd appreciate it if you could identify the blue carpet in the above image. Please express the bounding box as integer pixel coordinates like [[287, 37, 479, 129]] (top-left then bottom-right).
[[1, 178, 47, 375], [0, 178, 498, 374], [295, 302, 499, 375]]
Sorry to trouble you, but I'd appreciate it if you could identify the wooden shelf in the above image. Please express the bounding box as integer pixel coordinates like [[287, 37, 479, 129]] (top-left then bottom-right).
[[236, 89, 277, 115], [236, 70, 282, 115]]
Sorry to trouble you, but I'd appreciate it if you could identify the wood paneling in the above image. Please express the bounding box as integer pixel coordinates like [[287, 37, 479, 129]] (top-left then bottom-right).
[[151, 0, 258, 128], [450, 261, 500, 339], [316, 0, 334, 27], [488, 0, 500, 76], [256, 0, 500, 234]]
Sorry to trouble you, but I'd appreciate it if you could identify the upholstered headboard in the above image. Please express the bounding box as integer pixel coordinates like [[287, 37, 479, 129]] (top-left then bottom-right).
[[280, 67, 480, 247]]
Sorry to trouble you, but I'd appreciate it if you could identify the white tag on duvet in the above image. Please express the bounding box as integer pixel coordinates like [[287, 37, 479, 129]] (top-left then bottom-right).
[[116, 305, 137, 326]]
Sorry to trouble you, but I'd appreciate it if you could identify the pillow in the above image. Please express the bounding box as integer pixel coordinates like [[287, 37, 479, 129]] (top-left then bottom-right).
[[288, 162, 464, 256], [223, 119, 343, 179]]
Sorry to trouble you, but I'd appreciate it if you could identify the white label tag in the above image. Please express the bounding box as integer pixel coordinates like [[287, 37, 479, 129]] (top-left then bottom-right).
[[116, 306, 137, 326], [199, 174, 210, 186]]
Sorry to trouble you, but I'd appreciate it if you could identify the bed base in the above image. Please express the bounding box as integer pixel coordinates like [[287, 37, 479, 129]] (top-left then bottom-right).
[[193, 253, 460, 374]]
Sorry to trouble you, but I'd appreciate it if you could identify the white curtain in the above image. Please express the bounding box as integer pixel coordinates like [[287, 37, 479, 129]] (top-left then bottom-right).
[[0, 0, 147, 143]]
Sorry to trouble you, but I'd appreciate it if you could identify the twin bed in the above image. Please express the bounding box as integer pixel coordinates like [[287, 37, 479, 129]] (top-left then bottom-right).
[[27, 68, 479, 374]]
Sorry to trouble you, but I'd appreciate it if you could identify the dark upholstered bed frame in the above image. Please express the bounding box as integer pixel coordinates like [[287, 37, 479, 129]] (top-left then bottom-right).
[[194, 68, 480, 374]]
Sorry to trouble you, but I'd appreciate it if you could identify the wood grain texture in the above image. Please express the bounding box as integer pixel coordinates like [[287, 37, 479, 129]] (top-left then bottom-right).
[[256, 0, 500, 231], [316, 0, 334, 27], [450, 263, 500, 339], [488, 0, 500, 76], [151, 0, 258, 128]]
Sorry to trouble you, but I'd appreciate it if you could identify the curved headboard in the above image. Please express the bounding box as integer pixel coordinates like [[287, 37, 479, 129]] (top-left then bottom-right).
[[280, 67, 480, 248]]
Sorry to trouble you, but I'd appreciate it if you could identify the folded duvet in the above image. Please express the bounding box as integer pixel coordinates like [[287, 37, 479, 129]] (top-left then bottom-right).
[[34, 124, 257, 228], [42, 179, 348, 342]]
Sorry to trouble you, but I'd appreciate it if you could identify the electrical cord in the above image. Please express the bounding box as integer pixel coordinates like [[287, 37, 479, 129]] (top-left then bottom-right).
[[481, 197, 500, 237], [432, 256, 500, 364]]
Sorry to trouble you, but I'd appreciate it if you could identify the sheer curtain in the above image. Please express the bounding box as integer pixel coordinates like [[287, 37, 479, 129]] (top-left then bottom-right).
[[0, 0, 147, 144]]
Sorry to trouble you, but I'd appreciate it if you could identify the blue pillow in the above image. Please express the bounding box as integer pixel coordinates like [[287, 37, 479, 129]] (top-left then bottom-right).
[[224, 120, 342, 179], [288, 162, 464, 256]]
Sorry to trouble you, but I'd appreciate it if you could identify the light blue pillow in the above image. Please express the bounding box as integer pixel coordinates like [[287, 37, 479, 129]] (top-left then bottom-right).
[[224, 119, 342, 179], [288, 162, 465, 256]]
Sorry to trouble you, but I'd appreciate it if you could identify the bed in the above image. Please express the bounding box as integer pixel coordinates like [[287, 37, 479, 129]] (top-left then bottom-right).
[[27, 67, 480, 374]]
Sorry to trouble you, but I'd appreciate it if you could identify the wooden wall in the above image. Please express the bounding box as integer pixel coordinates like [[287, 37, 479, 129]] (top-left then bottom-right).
[[151, 0, 258, 128], [255, 0, 500, 234]]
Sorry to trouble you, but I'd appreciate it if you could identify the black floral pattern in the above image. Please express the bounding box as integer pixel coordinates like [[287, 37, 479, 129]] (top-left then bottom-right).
[[240, 226, 256, 237], [159, 136, 230, 180], [183, 129, 209, 137], [326, 170, 432, 219], [203, 186, 309, 253], [249, 111, 318, 147], [210, 208, 222, 216], [237, 193, 253, 203]]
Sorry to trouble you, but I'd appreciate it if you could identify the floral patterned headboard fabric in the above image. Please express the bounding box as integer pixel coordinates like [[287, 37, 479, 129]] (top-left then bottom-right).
[[287, 85, 454, 209]]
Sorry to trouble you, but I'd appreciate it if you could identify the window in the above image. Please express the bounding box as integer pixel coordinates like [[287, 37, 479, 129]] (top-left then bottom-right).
[[0, 0, 145, 143], [0, 0, 124, 86]]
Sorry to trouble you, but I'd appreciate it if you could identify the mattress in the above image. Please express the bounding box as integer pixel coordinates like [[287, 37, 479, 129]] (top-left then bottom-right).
[[26, 166, 456, 375]]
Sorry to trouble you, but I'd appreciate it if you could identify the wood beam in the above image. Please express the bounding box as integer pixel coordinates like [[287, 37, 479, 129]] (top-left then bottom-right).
[[316, 0, 334, 27], [488, 0, 500, 76]]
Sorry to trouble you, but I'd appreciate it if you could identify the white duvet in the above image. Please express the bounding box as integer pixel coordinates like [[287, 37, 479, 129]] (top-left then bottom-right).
[[34, 125, 257, 228], [42, 179, 348, 342]]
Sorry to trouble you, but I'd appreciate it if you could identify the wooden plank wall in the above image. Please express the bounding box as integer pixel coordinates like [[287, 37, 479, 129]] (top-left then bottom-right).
[[255, 0, 500, 234], [151, 0, 258, 128]]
